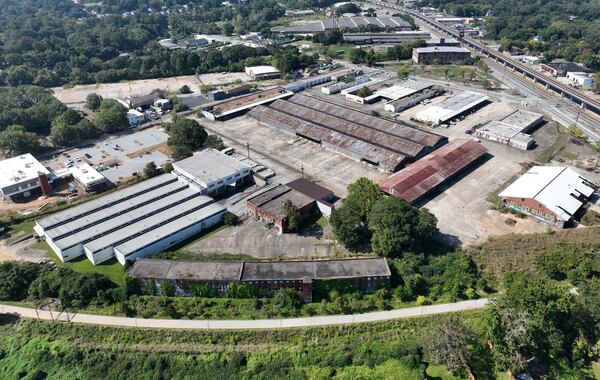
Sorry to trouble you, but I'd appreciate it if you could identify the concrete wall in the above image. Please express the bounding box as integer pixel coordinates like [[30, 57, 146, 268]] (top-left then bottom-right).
[[84, 245, 115, 266]]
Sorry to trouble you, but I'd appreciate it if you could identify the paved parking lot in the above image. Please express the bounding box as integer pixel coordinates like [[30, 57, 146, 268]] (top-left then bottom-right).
[[195, 116, 388, 198], [44, 127, 170, 185], [187, 219, 342, 259]]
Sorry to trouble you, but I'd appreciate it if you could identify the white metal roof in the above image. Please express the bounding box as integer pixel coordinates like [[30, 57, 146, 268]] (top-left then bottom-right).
[[499, 166, 595, 221], [0, 154, 50, 189], [415, 46, 470, 53], [416, 91, 488, 123], [70, 163, 105, 187], [173, 148, 250, 187], [245, 66, 280, 76]]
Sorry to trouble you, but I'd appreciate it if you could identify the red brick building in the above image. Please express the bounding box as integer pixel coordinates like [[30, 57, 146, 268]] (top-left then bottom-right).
[[247, 184, 316, 233]]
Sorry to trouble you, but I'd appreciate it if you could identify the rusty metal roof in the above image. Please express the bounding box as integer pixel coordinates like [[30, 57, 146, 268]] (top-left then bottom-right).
[[288, 94, 445, 148], [379, 139, 488, 203], [268, 99, 427, 158], [248, 105, 407, 172]]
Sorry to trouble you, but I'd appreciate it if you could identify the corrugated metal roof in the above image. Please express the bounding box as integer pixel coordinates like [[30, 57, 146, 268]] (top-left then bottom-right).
[[379, 139, 488, 203], [288, 94, 445, 148], [268, 99, 427, 157], [37, 174, 178, 229], [499, 166, 595, 221], [248, 105, 407, 172]]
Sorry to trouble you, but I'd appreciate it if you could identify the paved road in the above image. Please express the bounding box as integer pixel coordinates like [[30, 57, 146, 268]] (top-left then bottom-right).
[[0, 299, 489, 330]]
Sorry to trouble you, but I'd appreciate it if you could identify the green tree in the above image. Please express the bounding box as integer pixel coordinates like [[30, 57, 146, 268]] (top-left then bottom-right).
[[330, 204, 366, 248], [356, 86, 373, 98], [272, 288, 303, 310], [0, 125, 42, 157], [160, 281, 177, 297], [86, 93, 103, 111], [178, 85, 192, 94], [95, 99, 128, 133], [484, 275, 591, 374], [167, 118, 208, 152], [345, 177, 383, 222], [367, 197, 438, 257], [143, 161, 161, 178], [397, 64, 411, 80], [283, 199, 300, 232]]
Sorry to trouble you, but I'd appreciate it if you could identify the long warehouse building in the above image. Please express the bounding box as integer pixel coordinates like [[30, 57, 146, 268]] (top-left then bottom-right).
[[248, 94, 445, 172], [35, 173, 226, 265]]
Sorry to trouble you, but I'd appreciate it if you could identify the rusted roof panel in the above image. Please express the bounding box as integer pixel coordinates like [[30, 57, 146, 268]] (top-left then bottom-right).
[[379, 139, 488, 202], [268, 99, 427, 158], [288, 94, 445, 148]]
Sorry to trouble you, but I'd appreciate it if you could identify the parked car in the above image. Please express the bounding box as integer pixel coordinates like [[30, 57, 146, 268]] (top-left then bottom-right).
[[84, 153, 92, 159]]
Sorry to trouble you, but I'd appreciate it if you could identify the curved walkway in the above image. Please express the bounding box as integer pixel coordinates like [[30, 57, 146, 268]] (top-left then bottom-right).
[[0, 299, 489, 330]]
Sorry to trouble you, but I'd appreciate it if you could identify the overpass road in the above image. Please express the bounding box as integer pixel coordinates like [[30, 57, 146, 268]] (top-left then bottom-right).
[[371, 0, 600, 141]]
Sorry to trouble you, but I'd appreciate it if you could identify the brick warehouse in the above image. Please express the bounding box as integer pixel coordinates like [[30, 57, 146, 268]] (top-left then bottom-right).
[[130, 258, 392, 302]]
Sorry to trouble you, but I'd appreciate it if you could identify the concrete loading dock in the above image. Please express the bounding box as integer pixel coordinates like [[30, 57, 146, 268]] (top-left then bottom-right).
[[248, 94, 445, 172]]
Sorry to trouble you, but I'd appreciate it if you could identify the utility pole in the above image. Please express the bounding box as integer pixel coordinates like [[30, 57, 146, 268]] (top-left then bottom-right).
[[246, 142, 250, 159], [301, 164, 304, 178]]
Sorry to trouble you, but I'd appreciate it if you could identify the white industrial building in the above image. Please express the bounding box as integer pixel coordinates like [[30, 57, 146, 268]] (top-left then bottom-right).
[[415, 91, 489, 125], [499, 166, 596, 227], [35, 173, 226, 265], [566, 72, 594, 87], [70, 163, 107, 191], [245, 65, 281, 80], [474, 109, 544, 150], [0, 154, 53, 202], [172, 149, 252, 195]]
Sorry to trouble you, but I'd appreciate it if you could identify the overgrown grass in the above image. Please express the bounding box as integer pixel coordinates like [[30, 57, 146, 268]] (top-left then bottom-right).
[[466, 226, 600, 283], [0, 312, 481, 380], [538, 125, 570, 164], [39, 242, 126, 287]]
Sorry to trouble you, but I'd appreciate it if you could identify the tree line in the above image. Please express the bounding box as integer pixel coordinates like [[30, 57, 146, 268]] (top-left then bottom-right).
[[0, 0, 297, 87]]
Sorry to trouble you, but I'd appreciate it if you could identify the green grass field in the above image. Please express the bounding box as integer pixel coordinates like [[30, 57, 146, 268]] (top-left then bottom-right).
[[35, 241, 126, 287]]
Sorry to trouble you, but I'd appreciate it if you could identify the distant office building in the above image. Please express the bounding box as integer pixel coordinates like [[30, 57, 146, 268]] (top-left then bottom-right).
[[474, 109, 544, 150], [566, 72, 594, 87], [426, 37, 460, 47], [540, 61, 593, 77], [0, 154, 52, 202], [172, 149, 252, 196], [343, 31, 430, 45], [182, 38, 209, 49], [412, 46, 471, 64]]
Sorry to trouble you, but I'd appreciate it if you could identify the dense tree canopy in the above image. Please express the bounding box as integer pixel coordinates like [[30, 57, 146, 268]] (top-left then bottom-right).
[[95, 99, 129, 133], [421, 0, 600, 68], [368, 197, 438, 257]]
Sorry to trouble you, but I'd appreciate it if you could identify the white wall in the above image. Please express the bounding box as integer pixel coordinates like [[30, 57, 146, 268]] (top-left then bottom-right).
[[84, 245, 115, 265], [114, 210, 225, 265]]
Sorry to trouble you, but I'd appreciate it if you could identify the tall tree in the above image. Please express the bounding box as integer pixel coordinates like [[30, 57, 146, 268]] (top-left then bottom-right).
[[0, 125, 42, 157], [95, 99, 128, 133], [283, 199, 300, 232], [423, 315, 477, 379], [367, 197, 438, 257]]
